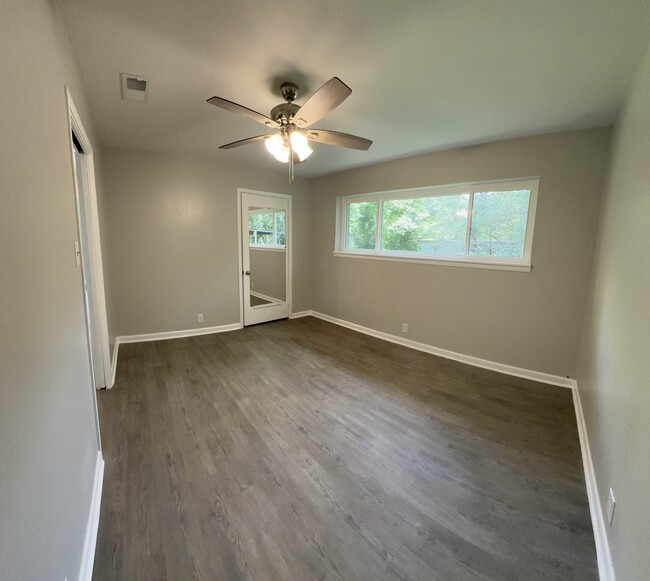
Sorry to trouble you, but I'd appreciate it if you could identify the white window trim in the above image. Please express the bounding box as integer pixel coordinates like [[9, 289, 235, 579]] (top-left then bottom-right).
[[249, 246, 286, 252], [335, 177, 539, 272]]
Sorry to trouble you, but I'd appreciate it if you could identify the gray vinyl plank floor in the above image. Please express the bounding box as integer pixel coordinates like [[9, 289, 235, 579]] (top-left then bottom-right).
[[94, 316, 597, 580]]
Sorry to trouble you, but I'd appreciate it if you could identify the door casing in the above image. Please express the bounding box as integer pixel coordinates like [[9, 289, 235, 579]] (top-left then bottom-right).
[[237, 188, 292, 326], [66, 88, 112, 392]]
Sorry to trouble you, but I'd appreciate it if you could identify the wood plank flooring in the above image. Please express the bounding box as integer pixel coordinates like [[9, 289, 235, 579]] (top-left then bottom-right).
[[94, 316, 597, 580]]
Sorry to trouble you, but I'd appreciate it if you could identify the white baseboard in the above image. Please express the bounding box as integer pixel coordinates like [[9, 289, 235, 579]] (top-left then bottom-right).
[[108, 341, 119, 389], [108, 323, 242, 387], [289, 310, 313, 319], [117, 322, 242, 345], [78, 451, 104, 581], [303, 310, 574, 388], [250, 291, 282, 304], [572, 385, 615, 580]]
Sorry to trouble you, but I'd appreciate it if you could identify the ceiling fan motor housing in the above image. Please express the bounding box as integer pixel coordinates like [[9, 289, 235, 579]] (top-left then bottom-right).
[[270, 101, 300, 124], [280, 81, 299, 102]]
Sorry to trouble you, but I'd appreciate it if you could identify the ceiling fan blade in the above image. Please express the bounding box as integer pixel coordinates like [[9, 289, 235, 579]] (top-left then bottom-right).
[[293, 77, 352, 128], [219, 134, 273, 149], [207, 96, 279, 128], [305, 129, 372, 151]]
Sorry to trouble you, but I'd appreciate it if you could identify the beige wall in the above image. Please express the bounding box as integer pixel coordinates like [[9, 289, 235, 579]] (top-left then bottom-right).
[[102, 147, 311, 336], [250, 248, 286, 301], [0, 1, 103, 579], [310, 128, 611, 377], [576, 43, 650, 580]]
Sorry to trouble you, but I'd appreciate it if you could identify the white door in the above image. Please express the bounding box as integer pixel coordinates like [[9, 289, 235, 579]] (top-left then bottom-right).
[[72, 139, 105, 388], [241, 191, 291, 326]]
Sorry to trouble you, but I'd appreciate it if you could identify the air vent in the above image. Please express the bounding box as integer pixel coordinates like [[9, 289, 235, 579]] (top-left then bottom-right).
[[120, 73, 148, 102]]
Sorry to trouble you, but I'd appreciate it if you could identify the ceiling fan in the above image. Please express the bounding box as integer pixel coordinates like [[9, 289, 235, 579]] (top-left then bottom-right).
[[207, 77, 372, 181]]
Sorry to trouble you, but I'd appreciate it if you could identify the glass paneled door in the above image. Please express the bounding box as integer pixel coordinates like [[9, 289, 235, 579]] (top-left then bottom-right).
[[240, 191, 291, 326]]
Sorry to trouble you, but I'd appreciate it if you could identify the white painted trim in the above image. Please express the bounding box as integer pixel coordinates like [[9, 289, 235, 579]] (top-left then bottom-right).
[[78, 451, 104, 581], [572, 384, 615, 581], [66, 87, 112, 390], [289, 310, 313, 319], [117, 323, 242, 344], [109, 341, 119, 388], [332, 251, 533, 272], [237, 188, 292, 327], [249, 246, 286, 253], [250, 291, 283, 304], [237, 190, 244, 326], [109, 323, 242, 385], [305, 311, 574, 388]]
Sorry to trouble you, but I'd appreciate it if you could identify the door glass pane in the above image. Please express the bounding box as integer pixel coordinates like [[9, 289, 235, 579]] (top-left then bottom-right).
[[346, 201, 377, 250], [274, 211, 286, 245], [249, 209, 274, 246], [469, 190, 531, 257], [381, 194, 469, 255], [248, 206, 286, 306]]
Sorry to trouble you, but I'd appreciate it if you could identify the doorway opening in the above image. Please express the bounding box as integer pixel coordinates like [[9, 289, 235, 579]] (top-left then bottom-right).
[[238, 189, 292, 326]]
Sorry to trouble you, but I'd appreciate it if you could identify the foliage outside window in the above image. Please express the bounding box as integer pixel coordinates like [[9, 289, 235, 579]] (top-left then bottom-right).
[[337, 179, 538, 271], [249, 209, 286, 248]]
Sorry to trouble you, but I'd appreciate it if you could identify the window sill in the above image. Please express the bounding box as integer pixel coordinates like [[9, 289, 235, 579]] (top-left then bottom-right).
[[332, 251, 532, 272]]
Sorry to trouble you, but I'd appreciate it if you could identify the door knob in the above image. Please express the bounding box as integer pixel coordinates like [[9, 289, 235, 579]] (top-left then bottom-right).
[[244, 270, 251, 275]]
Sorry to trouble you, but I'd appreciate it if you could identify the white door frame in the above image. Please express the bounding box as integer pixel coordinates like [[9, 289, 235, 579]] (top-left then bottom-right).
[[237, 188, 292, 326], [66, 87, 113, 390]]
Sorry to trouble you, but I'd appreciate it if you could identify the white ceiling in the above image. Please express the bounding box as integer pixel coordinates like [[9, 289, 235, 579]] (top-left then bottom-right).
[[56, 0, 650, 178]]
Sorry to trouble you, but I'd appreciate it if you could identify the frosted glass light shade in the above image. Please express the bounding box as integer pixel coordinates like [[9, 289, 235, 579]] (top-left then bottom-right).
[[265, 133, 290, 163], [290, 131, 313, 161]]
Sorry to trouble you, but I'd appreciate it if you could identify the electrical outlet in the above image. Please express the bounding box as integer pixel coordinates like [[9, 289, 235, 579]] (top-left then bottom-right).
[[197, 313, 204, 323], [606, 488, 616, 526], [402, 323, 409, 333]]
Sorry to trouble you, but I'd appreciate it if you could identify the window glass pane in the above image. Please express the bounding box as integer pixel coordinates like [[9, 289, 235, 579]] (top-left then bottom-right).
[[381, 194, 469, 255], [469, 190, 531, 257], [249, 209, 274, 246], [346, 201, 377, 250], [274, 211, 286, 246], [248, 208, 273, 246]]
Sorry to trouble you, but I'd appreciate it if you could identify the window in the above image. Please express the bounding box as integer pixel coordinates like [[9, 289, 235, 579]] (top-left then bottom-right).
[[336, 179, 538, 271], [249, 209, 286, 248]]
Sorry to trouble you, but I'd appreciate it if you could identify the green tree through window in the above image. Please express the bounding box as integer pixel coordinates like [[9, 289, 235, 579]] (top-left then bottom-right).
[[381, 195, 468, 254], [346, 201, 377, 249], [469, 190, 530, 257], [249, 210, 286, 246]]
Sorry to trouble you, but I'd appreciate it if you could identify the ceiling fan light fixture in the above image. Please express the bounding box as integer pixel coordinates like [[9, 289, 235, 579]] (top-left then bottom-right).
[[265, 133, 290, 163], [208, 77, 372, 181], [290, 130, 313, 162]]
